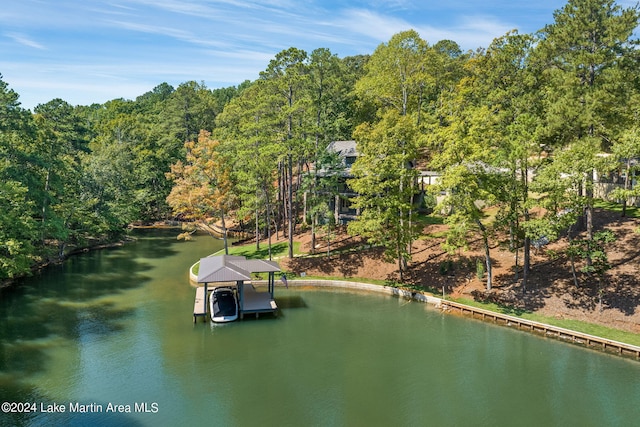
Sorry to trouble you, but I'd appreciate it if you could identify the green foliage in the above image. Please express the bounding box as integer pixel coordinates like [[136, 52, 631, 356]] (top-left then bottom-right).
[[439, 260, 453, 276], [347, 31, 439, 279], [568, 229, 616, 279], [1, 7, 640, 300], [0, 181, 37, 279]]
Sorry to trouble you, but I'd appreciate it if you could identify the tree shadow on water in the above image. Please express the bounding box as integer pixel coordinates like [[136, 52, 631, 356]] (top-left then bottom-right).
[[0, 299, 140, 427], [0, 234, 162, 401]]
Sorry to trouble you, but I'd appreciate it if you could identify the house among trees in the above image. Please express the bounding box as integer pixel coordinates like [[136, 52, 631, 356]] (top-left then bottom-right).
[[325, 140, 359, 224], [320, 140, 442, 224], [594, 156, 639, 208]]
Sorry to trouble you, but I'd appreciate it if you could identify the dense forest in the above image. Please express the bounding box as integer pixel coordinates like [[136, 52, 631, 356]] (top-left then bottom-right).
[[1, 0, 639, 290]]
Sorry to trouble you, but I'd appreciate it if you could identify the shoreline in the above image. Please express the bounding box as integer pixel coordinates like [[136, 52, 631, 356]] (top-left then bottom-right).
[[1, 221, 188, 290], [0, 234, 138, 291], [189, 247, 640, 358], [250, 278, 640, 359]]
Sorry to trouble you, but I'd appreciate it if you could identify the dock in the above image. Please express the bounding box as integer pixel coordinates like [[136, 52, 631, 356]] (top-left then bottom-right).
[[192, 255, 281, 323], [193, 286, 207, 322], [193, 283, 278, 322], [239, 283, 278, 319]]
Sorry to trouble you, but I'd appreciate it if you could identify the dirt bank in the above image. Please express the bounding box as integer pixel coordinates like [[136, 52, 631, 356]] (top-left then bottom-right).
[[277, 210, 640, 334]]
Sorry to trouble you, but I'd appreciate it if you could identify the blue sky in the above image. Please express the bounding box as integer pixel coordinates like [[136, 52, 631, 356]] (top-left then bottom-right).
[[0, 0, 631, 110]]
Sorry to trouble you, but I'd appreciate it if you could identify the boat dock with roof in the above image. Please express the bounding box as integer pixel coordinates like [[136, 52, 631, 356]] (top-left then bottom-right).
[[192, 255, 281, 322]]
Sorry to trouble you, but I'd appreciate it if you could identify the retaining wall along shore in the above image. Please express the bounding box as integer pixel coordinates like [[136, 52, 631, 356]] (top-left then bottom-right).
[[249, 279, 640, 359]]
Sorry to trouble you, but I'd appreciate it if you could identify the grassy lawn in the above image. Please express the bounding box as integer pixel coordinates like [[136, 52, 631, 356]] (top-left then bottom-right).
[[415, 213, 445, 227], [279, 273, 394, 287], [453, 297, 640, 347], [416, 213, 448, 239], [594, 199, 640, 219], [225, 241, 301, 259]]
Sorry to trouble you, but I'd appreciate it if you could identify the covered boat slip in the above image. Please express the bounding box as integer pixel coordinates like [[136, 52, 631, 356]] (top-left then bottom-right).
[[193, 255, 281, 322]]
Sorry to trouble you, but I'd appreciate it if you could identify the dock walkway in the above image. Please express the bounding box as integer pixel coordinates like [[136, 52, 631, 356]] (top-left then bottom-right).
[[240, 283, 278, 319], [193, 286, 207, 322]]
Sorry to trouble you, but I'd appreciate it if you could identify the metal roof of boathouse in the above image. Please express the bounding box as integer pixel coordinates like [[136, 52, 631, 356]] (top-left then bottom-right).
[[196, 255, 280, 284]]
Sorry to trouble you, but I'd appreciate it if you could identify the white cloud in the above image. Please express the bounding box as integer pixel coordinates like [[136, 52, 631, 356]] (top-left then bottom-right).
[[107, 19, 233, 49], [418, 15, 515, 50], [333, 8, 513, 51], [336, 9, 413, 44], [5, 32, 46, 50]]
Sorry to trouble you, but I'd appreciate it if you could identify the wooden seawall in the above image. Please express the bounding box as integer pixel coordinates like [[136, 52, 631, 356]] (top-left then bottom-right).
[[440, 300, 640, 359], [264, 279, 640, 359]]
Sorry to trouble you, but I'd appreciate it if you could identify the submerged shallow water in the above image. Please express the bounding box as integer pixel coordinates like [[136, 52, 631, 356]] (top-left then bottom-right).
[[1, 230, 639, 426]]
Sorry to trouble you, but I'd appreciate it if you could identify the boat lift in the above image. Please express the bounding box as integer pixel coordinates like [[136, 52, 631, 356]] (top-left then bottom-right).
[[193, 255, 281, 322]]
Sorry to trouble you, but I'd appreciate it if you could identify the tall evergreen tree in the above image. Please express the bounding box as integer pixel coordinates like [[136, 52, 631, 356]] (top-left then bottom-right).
[[260, 47, 311, 259], [32, 99, 89, 256], [470, 32, 543, 289], [535, 0, 639, 255], [349, 30, 429, 280]]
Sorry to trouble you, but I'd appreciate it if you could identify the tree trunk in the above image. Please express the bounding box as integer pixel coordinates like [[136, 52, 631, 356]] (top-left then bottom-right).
[[522, 166, 530, 289], [266, 189, 273, 260], [221, 208, 228, 255], [42, 168, 51, 247], [255, 201, 260, 251], [288, 153, 294, 259], [327, 220, 331, 256], [622, 159, 631, 217], [523, 234, 530, 289], [585, 150, 594, 267], [311, 212, 317, 255], [475, 218, 492, 290], [567, 225, 579, 287], [303, 191, 308, 226]]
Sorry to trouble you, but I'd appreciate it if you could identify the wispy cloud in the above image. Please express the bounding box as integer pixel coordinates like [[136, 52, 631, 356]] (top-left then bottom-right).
[[5, 32, 46, 50], [335, 9, 413, 44], [107, 20, 232, 49], [419, 15, 515, 49], [333, 8, 513, 51], [1, 0, 575, 109]]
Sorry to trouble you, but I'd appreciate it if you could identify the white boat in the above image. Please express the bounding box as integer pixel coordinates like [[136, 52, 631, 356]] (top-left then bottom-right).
[[210, 287, 238, 322]]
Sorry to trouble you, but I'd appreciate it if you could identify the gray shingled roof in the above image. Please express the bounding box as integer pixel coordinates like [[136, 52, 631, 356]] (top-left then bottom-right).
[[327, 140, 357, 157], [196, 255, 281, 283]]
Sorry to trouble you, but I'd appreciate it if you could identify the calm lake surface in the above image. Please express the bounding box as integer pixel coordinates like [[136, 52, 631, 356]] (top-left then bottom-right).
[[1, 229, 639, 426]]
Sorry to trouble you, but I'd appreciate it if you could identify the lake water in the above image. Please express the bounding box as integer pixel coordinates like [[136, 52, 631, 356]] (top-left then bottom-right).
[[1, 229, 639, 426]]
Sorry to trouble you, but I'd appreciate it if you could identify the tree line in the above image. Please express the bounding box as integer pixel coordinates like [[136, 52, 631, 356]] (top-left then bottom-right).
[[1, 0, 639, 291]]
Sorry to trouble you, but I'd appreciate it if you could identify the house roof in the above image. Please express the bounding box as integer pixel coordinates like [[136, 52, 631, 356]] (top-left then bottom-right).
[[196, 255, 281, 283], [327, 140, 358, 157]]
